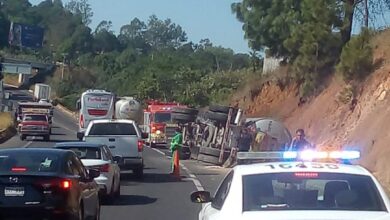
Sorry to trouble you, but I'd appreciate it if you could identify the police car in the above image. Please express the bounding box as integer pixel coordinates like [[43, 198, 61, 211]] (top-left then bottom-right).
[[191, 150, 390, 220]]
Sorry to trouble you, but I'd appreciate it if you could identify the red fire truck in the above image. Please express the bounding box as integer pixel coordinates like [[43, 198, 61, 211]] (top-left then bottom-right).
[[143, 100, 186, 147]]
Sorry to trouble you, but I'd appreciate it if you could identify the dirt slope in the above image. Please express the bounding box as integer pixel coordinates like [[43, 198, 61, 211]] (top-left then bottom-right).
[[233, 30, 390, 188]]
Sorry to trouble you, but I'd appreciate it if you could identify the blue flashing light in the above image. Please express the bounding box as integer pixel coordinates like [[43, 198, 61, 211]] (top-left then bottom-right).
[[281, 150, 361, 160], [283, 151, 298, 159]]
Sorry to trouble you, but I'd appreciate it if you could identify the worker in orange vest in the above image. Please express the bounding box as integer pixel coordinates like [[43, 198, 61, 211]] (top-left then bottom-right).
[[170, 127, 183, 178]]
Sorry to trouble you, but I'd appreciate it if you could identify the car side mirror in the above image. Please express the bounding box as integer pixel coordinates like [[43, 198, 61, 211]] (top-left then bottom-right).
[[88, 169, 100, 179], [76, 100, 81, 110], [77, 131, 85, 140], [141, 132, 149, 139], [113, 156, 121, 164], [190, 191, 212, 203]]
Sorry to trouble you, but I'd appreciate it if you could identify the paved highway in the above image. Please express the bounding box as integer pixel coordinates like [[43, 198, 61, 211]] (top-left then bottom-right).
[[0, 87, 229, 220]]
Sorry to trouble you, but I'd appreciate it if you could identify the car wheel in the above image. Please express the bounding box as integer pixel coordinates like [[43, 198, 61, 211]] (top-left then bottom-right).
[[114, 180, 121, 198], [69, 204, 83, 220], [133, 167, 143, 179], [43, 135, 50, 142], [94, 201, 100, 220], [19, 135, 26, 141]]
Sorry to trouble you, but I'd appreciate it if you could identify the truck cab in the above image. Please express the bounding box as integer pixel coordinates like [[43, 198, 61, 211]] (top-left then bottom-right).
[[18, 114, 51, 141], [143, 101, 185, 147]]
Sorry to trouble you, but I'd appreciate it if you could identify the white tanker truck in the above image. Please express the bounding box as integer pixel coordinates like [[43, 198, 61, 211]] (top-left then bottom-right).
[[114, 97, 143, 123]]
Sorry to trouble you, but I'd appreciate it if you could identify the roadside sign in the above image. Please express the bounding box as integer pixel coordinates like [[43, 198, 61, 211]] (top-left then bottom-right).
[[1, 63, 32, 75]]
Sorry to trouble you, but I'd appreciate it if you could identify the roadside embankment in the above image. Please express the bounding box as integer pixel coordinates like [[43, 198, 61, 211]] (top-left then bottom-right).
[[0, 112, 16, 144]]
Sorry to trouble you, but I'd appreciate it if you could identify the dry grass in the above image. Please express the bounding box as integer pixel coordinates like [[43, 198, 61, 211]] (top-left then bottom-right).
[[0, 112, 13, 131], [3, 74, 20, 87]]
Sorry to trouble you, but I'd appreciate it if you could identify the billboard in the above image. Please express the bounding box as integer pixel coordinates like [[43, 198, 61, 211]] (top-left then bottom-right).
[[8, 22, 44, 49]]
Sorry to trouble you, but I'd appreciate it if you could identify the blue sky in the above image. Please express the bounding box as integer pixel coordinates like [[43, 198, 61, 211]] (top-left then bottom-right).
[[29, 0, 251, 53]]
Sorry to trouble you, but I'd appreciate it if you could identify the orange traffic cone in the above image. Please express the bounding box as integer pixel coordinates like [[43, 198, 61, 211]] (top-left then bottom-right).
[[172, 150, 181, 179]]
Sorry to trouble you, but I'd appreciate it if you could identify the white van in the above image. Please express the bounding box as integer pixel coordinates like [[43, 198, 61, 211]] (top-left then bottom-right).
[[76, 90, 115, 140]]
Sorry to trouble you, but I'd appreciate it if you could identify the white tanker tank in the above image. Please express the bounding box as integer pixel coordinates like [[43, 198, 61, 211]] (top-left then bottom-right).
[[115, 97, 142, 123]]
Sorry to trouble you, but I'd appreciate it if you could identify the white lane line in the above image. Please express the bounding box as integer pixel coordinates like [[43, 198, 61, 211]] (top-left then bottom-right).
[[180, 164, 205, 191], [151, 148, 166, 156], [23, 141, 33, 148], [148, 146, 205, 191]]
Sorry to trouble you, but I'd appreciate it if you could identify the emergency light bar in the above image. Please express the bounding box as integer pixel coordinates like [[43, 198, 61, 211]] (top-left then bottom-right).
[[237, 150, 360, 162]]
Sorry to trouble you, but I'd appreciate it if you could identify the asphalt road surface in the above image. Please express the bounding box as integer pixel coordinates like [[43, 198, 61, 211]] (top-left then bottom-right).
[[0, 87, 229, 220]]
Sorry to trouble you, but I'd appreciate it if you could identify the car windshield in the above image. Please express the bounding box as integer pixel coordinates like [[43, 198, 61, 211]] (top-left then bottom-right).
[[242, 172, 386, 211], [23, 115, 47, 121], [0, 151, 60, 173], [154, 112, 171, 123], [88, 123, 137, 136], [58, 147, 101, 160]]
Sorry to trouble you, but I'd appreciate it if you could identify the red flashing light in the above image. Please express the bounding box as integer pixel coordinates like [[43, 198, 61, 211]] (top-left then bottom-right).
[[138, 140, 144, 152], [294, 172, 319, 178], [11, 167, 27, 172]]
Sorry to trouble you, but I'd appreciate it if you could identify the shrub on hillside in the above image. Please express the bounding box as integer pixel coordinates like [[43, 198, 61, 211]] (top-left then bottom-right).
[[59, 94, 79, 111], [337, 84, 355, 104], [337, 29, 373, 82]]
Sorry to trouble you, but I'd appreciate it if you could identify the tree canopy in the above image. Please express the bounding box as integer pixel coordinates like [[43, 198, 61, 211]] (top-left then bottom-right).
[[0, 0, 252, 107]]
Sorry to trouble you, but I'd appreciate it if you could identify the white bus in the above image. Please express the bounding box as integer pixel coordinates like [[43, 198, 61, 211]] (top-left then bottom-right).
[[76, 90, 115, 140]]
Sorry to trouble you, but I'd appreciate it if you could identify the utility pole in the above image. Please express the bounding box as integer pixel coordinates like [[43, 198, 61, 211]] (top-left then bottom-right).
[[61, 53, 68, 80]]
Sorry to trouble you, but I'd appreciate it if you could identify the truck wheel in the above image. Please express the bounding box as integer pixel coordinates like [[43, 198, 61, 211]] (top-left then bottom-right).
[[43, 135, 50, 142], [199, 147, 222, 157], [190, 146, 200, 160], [172, 113, 196, 123], [206, 111, 228, 123], [133, 167, 143, 179], [20, 135, 26, 141], [197, 154, 222, 165], [172, 107, 198, 115], [199, 147, 231, 158], [209, 105, 230, 114]]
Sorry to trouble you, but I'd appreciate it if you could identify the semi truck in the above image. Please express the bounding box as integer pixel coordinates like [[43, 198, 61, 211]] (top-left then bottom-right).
[[33, 83, 51, 102]]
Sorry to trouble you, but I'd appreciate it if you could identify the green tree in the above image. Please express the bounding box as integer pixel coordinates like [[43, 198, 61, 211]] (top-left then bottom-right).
[[93, 20, 120, 53], [65, 0, 93, 25], [337, 28, 373, 81], [145, 15, 187, 50]]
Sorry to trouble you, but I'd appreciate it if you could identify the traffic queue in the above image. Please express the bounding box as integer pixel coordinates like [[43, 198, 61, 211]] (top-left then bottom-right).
[[6, 87, 390, 220]]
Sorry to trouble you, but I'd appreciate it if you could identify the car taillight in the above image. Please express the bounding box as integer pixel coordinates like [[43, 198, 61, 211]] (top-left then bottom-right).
[[80, 114, 84, 128], [99, 164, 110, 173], [11, 167, 27, 172], [138, 140, 144, 152], [61, 180, 71, 189], [35, 179, 72, 190]]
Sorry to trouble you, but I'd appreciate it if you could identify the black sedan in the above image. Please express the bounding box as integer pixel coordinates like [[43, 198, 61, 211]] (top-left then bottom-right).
[[0, 148, 100, 220]]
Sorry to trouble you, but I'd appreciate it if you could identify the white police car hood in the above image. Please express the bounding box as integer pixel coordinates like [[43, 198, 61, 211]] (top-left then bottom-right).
[[240, 211, 390, 220]]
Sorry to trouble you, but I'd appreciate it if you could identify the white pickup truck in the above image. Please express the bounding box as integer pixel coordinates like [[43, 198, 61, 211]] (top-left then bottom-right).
[[82, 119, 148, 178]]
